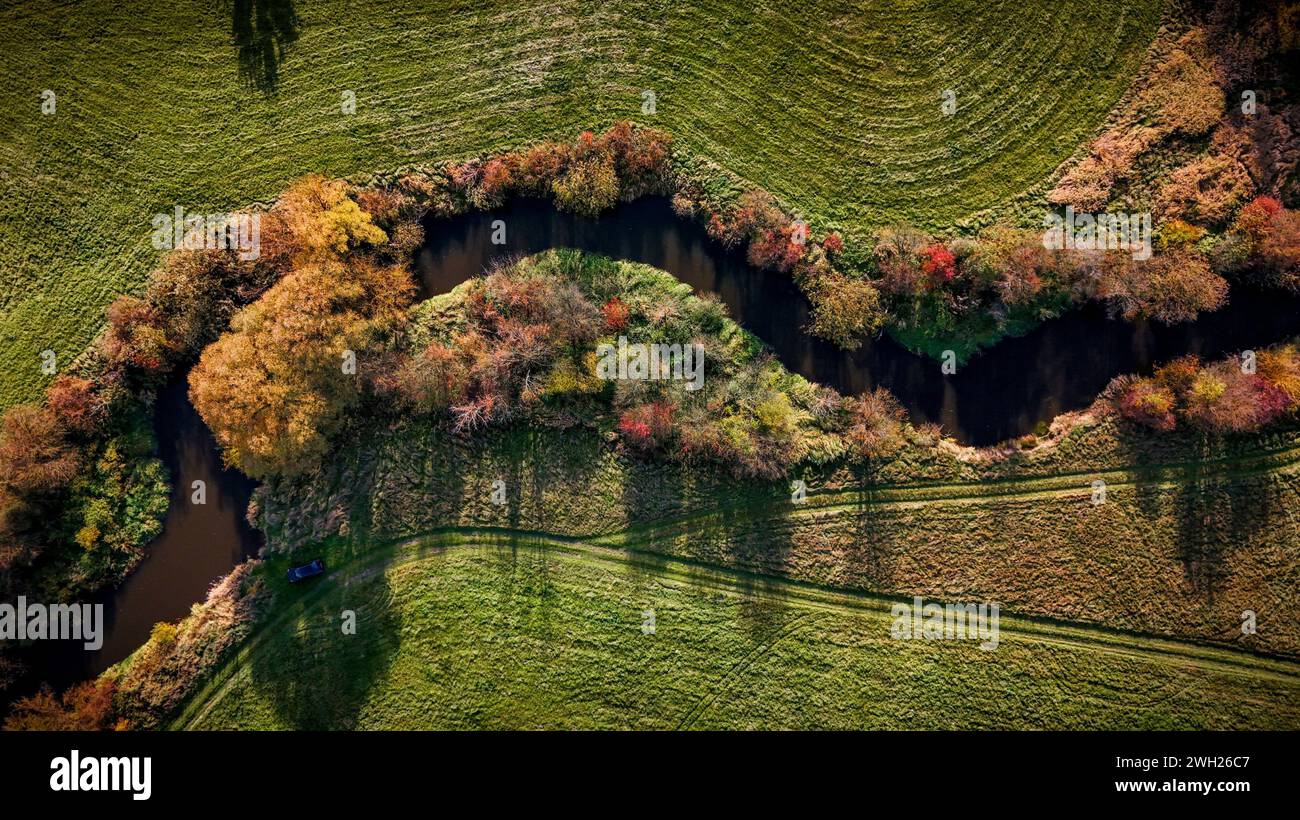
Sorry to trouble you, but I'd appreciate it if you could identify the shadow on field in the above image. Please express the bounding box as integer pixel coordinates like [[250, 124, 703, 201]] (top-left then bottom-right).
[[230, 0, 300, 93], [247, 569, 401, 729], [1172, 458, 1269, 599], [850, 460, 890, 586], [1124, 433, 1271, 598]]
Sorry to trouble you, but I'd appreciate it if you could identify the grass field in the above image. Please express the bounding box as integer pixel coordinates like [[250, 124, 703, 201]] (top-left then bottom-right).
[[258, 398, 1300, 657], [174, 533, 1300, 730], [0, 0, 1164, 407]]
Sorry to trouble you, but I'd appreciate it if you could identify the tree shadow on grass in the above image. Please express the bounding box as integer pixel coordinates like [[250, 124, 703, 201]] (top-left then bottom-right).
[[1170, 437, 1268, 600], [848, 460, 890, 587], [230, 0, 300, 94], [626, 462, 797, 642], [247, 565, 401, 729]]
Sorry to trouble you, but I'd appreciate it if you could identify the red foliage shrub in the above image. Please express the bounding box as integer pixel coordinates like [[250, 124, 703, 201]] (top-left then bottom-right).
[[45, 376, 103, 435], [599, 121, 672, 196], [478, 157, 518, 204], [1257, 345, 1300, 409], [821, 232, 844, 256], [1231, 197, 1300, 289], [3, 679, 118, 731], [448, 161, 480, 196], [103, 296, 169, 375], [602, 297, 631, 332], [874, 228, 930, 297], [1114, 346, 1300, 434], [353, 186, 413, 227], [1181, 366, 1280, 433], [1235, 196, 1285, 242], [618, 401, 676, 451], [519, 142, 570, 194], [746, 226, 803, 272], [1116, 378, 1177, 431], [706, 213, 732, 245], [920, 243, 957, 286]]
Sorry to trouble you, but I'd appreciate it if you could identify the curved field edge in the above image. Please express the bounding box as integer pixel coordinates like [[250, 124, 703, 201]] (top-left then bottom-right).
[[0, 0, 1165, 407], [172, 532, 1300, 730]]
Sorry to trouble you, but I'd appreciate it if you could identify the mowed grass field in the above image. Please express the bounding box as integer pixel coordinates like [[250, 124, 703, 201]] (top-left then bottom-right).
[[260, 415, 1300, 657], [0, 0, 1163, 406], [174, 534, 1300, 730]]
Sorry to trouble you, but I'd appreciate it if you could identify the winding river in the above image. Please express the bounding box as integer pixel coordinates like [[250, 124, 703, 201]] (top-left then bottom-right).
[[419, 197, 1300, 445], [18, 194, 1300, 696]]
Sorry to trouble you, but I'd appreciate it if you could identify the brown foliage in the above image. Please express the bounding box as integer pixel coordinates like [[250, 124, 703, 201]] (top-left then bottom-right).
[[1098, 249, 1227, 324], [1114, 345, 1299, 434], [45, 376, 104, 435], [0, 405, 78, 495], [1155, 154, 1254, 226], [805, 272, 886, 349], [4, 679, 118, 731], [1141, 32, 1224, 137], [873, 227, 931, 297], [844, 388, 907, 460]]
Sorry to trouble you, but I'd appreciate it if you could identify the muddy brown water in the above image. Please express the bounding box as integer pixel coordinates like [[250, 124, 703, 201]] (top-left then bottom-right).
[[10, 379, 261, 701], [11, 194, 1300, 702]]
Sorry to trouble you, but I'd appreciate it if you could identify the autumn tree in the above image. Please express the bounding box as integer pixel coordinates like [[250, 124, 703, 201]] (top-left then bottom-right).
[[1098, 249, 1227, 323], [45, 376, 104, 436], [4, 679, 118, 731], [805, 273, 886, 349], [273, 175, 387, 263], [189, 257, 412, 478], [844, 388, 907, 460]]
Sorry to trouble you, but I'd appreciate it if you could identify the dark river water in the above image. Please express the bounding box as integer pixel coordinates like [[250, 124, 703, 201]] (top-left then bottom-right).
[[420, 197, 1300, 444], [12, 194, 1300, 702], [13, 379, 261, 698]]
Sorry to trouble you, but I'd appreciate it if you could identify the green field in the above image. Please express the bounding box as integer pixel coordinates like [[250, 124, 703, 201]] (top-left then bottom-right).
[[0, 0, 1164, 407], [175, 533, 1300, 730], [258, 406, 1300, 657]]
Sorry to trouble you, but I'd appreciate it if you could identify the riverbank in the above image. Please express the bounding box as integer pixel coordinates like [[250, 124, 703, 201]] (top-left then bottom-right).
[[0, 0, 1165, 408], [19, 249, 1300, 730], [417, 196, 1300, 445]]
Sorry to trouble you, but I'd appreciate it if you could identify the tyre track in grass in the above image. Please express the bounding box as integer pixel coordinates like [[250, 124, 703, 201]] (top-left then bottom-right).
[[592, 440, 1300, 550], [674, 611, 820, 730], [172, 528, 1300, 729]]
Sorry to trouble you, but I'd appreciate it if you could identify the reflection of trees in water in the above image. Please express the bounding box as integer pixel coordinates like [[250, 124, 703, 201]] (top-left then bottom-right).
[[231, 0, 300, 93]]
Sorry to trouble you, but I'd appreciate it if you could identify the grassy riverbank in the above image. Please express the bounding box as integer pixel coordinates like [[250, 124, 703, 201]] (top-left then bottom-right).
[[256, 412, 1300, 659], [0, 0, 1163, 407], [49, 251, 1298, 731], [244, 251, 1300, 658]]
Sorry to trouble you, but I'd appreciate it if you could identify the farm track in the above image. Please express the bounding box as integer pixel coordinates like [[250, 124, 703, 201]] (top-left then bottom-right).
[[177, 438, 1300, 728], [173, 504, 1300, 730], [589, 439, 1300, 548]]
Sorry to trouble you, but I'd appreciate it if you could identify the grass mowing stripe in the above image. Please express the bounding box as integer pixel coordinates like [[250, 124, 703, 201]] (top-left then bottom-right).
[[0, 0, 1163, 406]]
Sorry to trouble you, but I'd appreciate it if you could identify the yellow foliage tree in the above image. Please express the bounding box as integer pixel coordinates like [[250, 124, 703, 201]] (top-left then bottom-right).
[[189, 257, 412, 478]]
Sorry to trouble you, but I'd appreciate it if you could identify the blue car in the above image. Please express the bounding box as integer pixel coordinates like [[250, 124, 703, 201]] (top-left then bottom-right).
[[286, 558, 326, 583]]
